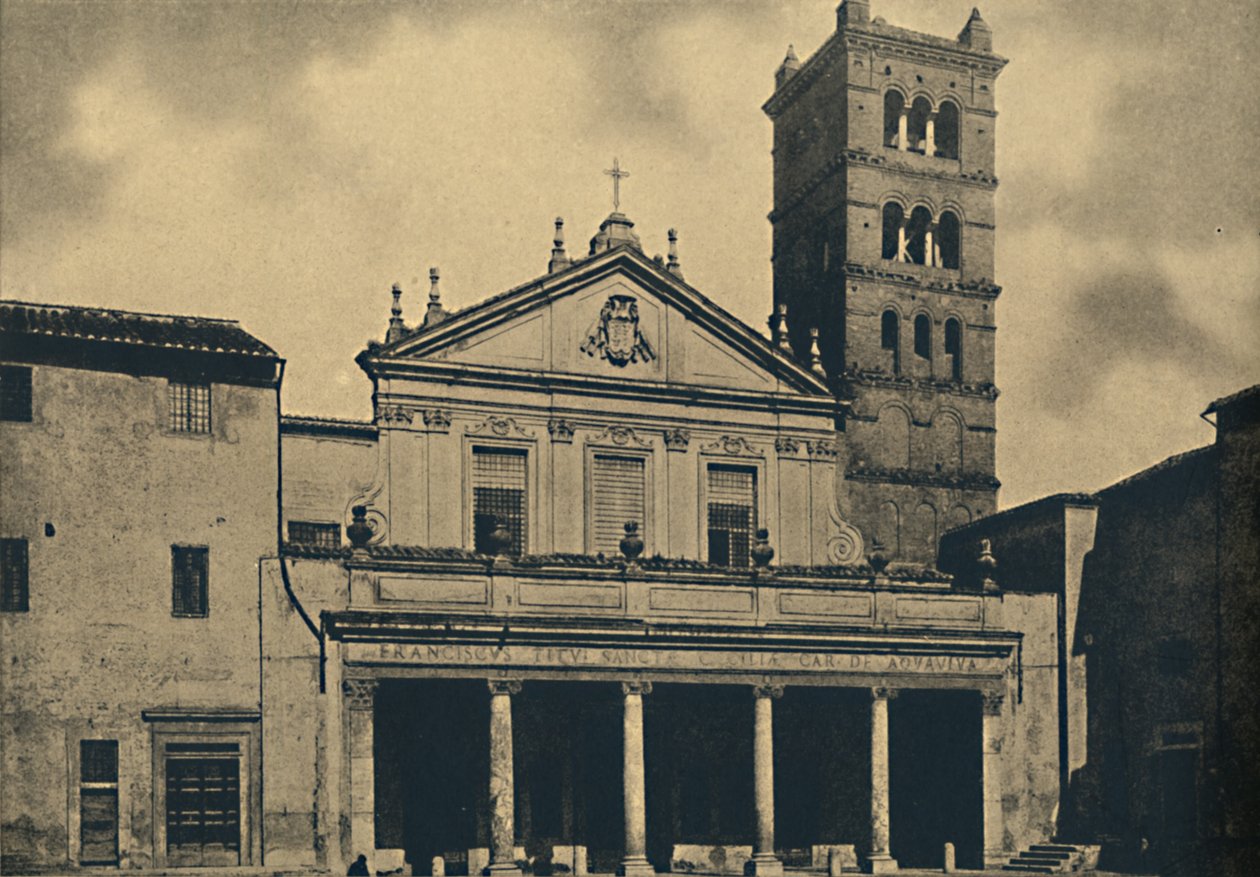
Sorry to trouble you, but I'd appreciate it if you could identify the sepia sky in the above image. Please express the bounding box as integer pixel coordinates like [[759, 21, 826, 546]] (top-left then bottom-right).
[[2, 0, 1257, 508]]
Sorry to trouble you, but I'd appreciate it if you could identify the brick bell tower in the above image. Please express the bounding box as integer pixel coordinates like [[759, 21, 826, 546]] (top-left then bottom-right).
[[763, 1, 1007, 564]]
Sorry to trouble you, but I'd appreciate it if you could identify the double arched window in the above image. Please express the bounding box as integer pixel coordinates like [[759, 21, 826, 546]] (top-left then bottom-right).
[[883, 90, 961, 159], [881, 203, 961, 269]]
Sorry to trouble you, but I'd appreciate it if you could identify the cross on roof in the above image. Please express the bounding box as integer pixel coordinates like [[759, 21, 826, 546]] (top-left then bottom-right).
[[604, 158, 630, 211]]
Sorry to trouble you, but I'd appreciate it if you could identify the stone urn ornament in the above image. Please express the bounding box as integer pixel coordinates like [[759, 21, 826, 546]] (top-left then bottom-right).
[[977, 537, 998, 591], [347, 505, 373, 549], [751, 527, 775, 569], [868, 538, 890, 574], [619, 521, 644, 563], [488, 517, 514, 557]]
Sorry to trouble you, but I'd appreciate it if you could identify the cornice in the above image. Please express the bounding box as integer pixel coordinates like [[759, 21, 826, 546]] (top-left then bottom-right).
[[842, 262, 1002, 301], [769, 149, 997, 226], [846, 466, 1001, 491]]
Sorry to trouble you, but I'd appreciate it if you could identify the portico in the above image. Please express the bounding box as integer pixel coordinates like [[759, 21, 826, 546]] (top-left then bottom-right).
[[315, 552, 1023, 876]]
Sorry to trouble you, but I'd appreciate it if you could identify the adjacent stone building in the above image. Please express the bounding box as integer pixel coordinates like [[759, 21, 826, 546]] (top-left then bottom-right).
[[0, 302, 282, 869]]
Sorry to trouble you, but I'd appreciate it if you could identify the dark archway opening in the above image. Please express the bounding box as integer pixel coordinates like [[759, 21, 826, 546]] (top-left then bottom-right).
[[888, 690, 983, 869]]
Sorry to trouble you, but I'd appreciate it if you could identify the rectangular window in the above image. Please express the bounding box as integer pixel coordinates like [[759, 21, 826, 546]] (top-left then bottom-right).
[[287, 521, 341, 549], [472, 447, 528, 557], [590, 454, 646, 555], [0, 365, 32, 422], [1, 537, 29, 612], [79, 740, 119, 865], [168, 381, 211, 434], [172, 546, 209, 617], [707, 465, 757, 567]]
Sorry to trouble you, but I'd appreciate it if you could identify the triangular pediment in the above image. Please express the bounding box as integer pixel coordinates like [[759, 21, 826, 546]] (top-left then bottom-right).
[[372, 247, 829, 398]]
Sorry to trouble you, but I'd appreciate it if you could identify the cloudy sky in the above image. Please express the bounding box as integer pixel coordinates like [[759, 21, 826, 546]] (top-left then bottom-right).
[[2, 0, 1256, 507]]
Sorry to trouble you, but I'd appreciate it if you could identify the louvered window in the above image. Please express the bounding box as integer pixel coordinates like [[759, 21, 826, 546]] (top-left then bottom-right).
[[172, 546, 209, 618], [707, 465, 757, 567], [472, 447, 528, 556], [590, 454, 646, 555]]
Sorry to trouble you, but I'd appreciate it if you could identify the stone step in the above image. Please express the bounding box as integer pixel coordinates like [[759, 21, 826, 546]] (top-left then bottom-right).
[[1030, 843, 1083, 854], [1002, 865, 1059, 874], [1013, 853, 1072, 865]]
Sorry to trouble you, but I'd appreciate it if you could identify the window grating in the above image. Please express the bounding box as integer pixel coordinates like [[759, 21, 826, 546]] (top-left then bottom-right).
[[591, 454, 646, 555], [472, 447, 528, 556], [707, 465, 757, 567], [81, 740, 119, 783], [172, 546, 209, 617], [1, 538, 29, 612], [287, 521, 341, 549], [0, 365, 32, 422], [168, 381, 211, 434]]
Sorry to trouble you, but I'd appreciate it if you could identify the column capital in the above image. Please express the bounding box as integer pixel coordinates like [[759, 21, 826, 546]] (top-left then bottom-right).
[[871, 686, 899, 702], [621, 680, 653, 696], [981, 689, 1005, 716], [342, 678, 378, 710], [488, 679, 523, 696], [753, 684, 785, 700]]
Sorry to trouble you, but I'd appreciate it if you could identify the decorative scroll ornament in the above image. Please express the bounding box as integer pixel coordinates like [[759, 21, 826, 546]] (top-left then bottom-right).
[[342, 678, 378, 710], [422, 409, 452, 432], [701, 435, 763, 457], [621, 680, 653, 696], [588, 424, 651, 449], [807, 438, 838, 460], [580, 294, 656, 366], [981, 689, 1006, 716], [828, 502, 865, 565], [547, 419, 576, 443], [487, 679, 523, 696], [466, 414, 533, 439], [378, 404, 414, 426], [663, 428, 691, 452], [753, 683, 784, 699], [774, 437, 800, 456], [871, 686, 900, 701]]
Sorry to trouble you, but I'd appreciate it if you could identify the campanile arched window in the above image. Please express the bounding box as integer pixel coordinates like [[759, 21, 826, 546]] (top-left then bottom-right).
[[914, 313, 932, 360], [881, 309, 901, 374], [908, 97, 932, 153], [884, 91, 906, 148], [944, 317, 963, 381], [882, 202, 904, 261], [936, 210, 961, 269], [935, 100, 960, 158], [906, 206, 932, 265]]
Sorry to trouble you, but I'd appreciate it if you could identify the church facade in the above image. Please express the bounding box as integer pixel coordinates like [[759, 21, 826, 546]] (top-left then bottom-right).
[[2, 3, 1104, 876]]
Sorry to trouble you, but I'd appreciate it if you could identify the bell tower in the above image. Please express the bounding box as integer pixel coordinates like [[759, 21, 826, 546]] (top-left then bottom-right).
[[763, 2, 1007, 563]]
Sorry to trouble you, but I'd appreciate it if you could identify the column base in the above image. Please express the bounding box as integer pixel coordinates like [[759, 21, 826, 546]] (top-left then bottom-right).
[[862, 853, 899, 874], [488, 863, 524, 877], [746, 853, 784, 877], [618, 854, 657, 877]]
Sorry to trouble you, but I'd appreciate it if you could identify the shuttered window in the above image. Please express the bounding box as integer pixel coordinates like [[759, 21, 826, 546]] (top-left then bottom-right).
[[472, 447, 528, 556], [707, 465, 757, 567], [165, 743, 241, 866], [0, 365, 32, 422], [1, 538, 29, 612], [590, 454, 646, 555], [172, 546, 209, 618], [80, 740, 119, 865]]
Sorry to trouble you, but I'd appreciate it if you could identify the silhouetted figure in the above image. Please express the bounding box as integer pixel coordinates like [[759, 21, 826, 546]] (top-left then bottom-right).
[[348, 853, 369, 876]]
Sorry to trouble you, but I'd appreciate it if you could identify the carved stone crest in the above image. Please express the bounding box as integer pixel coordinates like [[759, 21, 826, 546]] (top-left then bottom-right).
[[701, 435, 763, 457], [588, 424, 651, 448], [581, 294, 656, 366], [466, 415, 533, 439]]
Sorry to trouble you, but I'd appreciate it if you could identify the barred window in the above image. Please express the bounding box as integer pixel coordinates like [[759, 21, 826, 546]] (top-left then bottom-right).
[[0, 365, 32, 422], [707, 465, 757, 567], [472, 447, 528, 556], [169, 381, 211, 434], [287, 521, 341, 549], [81, 740, 119, 783], [172, 546, 209, 617], [1, 538, 29, 612], [591, 454, 646, 555]]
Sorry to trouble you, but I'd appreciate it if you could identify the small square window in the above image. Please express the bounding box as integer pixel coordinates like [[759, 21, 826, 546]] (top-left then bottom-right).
[[168, 381, 211, 434], [81, 740, 119, 783], [172, 546, 209, 618], [287, 521, 341, 549], [1, 538, 29, 612], [0, 365, 33, 422]]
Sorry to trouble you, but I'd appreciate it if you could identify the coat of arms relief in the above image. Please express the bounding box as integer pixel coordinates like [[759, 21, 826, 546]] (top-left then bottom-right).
[[580, 294, 656, 366]]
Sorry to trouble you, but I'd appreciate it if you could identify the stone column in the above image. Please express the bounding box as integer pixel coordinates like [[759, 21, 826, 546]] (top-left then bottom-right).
[[865, 687, 898, 874], [621, 681, 656, 877], [924, 224, 936, 268], [751, 685, 785, 876], [897, 110, 909, 151], [896, 223, 909, 263], [925, 113, 937, 156], [344, 678, 379, 874], [488, 680, 523, 876], [981, 690, 1006, 867]]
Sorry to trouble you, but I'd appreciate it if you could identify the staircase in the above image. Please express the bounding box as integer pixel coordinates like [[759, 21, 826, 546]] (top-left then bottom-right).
[[1002, 843, 1095, 874]]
